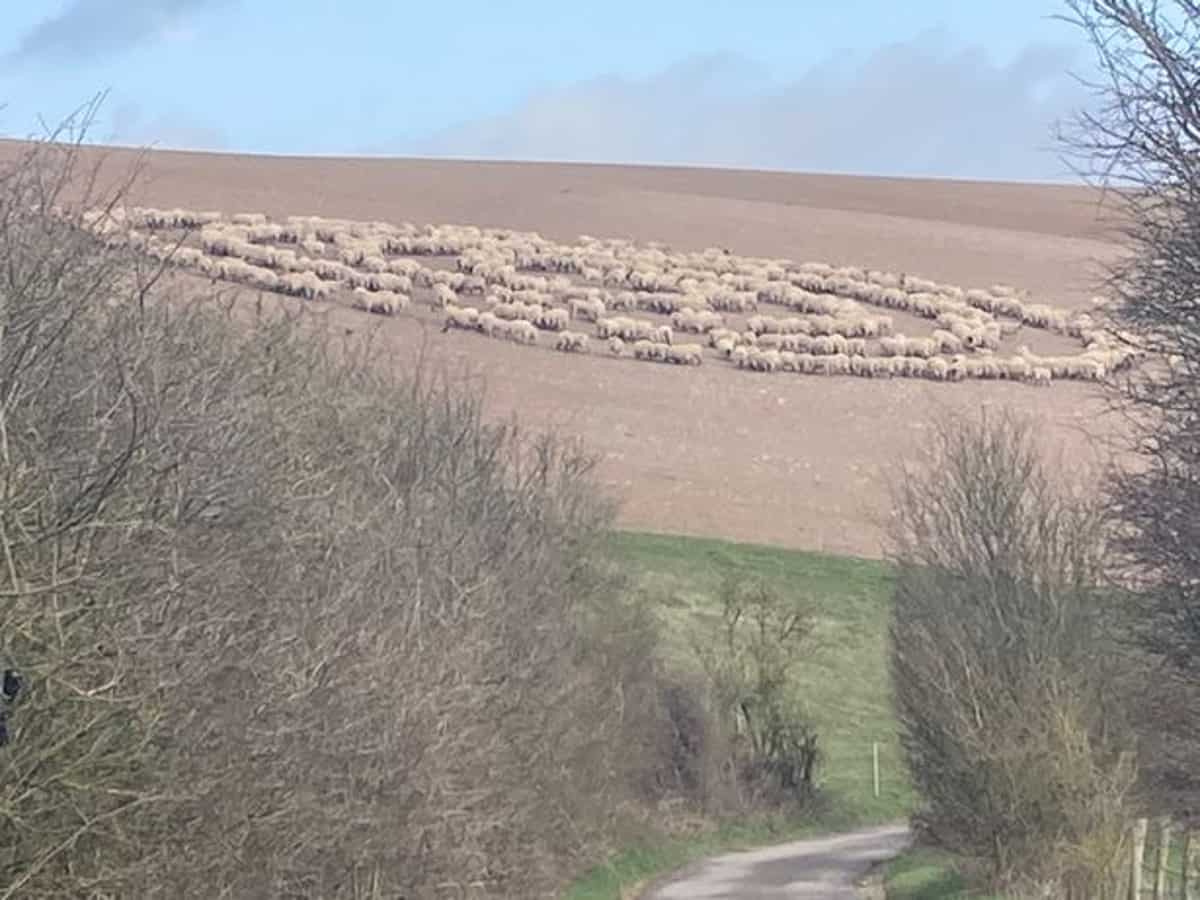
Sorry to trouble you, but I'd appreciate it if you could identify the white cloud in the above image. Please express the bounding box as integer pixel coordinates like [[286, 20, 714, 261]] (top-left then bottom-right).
[[405, 29, 1097, 182]]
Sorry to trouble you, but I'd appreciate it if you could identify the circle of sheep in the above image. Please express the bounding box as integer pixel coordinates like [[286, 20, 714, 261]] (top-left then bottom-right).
[[91, 204, 1139, 386]]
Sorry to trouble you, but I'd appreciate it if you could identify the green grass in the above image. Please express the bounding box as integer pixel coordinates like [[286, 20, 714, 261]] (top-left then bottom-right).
[[880, 849, 976, 899], [563, 529, 914, 899], [606, 529, 913, 822]]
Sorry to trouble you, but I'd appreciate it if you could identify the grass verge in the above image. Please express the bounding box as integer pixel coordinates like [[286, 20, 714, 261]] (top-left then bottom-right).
[[563, 529, 914, 899], [879, 849, 976, 899]]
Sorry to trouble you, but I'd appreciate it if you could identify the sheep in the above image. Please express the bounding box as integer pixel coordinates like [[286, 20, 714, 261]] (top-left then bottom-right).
[[671, 308, 724, 334], [279, 271, 331, 300], [747, 314, 782, 336], [1004, 356, 1032, 381], [569, 295, 607, 322], [828, 353, 852, 376], [503, 319, 539, 345], [608, 336, 626, 356], [811, 335, 835, 356], [713, 337, 736, 358], [533, 307, 570, 331], [632, 339, 667, 362], [353, 287, 409, 315], [945, 355, 969, 382], [867, 357, 894, 379], [597, 316, 631, 339], [665, 343, 703, 365], [442, 303, 481, 331], [476, 311, 504, 337], [608, 290, 638, 311], [906, 358, 930, 379], [230, 212, 268, 227], [932, 329, 964, 355], [431, 283, 458, 309], [554, 330, 589, 353], [708, 327, 738, 348], [780, 334, 812, 353], [747, 348, 781, 373], [1030, 366, 1053, 387]]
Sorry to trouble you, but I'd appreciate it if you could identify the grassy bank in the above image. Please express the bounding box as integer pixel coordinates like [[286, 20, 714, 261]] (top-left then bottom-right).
[[879, 849, 977, 900], [563, 530, 914, 899]]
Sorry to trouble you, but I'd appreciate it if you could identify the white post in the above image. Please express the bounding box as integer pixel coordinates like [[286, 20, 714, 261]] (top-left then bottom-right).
[[872, 741, 880, 799]]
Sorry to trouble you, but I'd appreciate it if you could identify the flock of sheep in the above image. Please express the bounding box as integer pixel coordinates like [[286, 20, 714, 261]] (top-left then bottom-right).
[[75, 204, 1138, 386]]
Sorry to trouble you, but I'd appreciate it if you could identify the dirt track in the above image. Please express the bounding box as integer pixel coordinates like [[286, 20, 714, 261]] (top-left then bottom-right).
[[642, 823, 912, 899], [0, 142, 1129, 556]]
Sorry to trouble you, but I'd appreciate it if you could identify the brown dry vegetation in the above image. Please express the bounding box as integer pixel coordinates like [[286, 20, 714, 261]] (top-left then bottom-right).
[[0, 138, 1130, 559], [4, 108, 883, 898], [0, 131, 789, 899]]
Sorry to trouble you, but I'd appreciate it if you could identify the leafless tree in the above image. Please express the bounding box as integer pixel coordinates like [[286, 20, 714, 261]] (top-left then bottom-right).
[[886, 408, 1136, 896], [1055, 0, 1200, 823]]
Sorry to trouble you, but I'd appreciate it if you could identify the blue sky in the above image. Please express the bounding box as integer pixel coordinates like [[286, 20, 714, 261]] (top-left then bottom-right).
[[0, 0, 1102, 181]]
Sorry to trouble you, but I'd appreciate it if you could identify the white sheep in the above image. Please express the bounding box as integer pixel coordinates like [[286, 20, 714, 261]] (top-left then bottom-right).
[[554, 330, 589, 353], [353, 287, 409, 315], [279, 271, 331, 300], [665, 343, 703, 365], [442, 304, 481, 331], [431, 283, 458, 309], [534, 307, 570, 331], [569, 295, 607, 322]]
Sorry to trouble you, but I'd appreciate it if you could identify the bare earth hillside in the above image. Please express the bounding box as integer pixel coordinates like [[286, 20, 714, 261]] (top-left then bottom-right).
[[4, 140, 1128, 557]]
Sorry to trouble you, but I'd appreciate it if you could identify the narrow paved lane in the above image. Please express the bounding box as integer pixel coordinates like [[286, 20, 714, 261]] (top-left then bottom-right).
[[643, 823, 911, 899]]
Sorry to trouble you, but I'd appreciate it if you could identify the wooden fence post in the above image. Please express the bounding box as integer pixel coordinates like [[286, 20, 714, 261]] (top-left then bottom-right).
[[1153, 817, 1171, 900], [1182, 829, 1192, 900], [1131, 817, 1148, 900], [872, 742, 880, 799]]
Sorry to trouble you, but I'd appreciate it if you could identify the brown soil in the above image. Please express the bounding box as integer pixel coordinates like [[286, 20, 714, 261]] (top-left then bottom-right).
[[3, 141, 1128, 557]]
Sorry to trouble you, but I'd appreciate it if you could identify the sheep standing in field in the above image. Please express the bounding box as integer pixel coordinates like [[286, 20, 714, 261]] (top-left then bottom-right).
[[279, 271, 331, 300], [431, 283, 458, 310], [353, 287, 408, 316], [442, 304, 481, 332], [608, 336, 626, 356], [501, 320, 538, 345], [569, 295, 607, 322], [534, 306, 570, 331], [554, 330, 589, 353], [665, 343, 703, 365], [632, 340, 666, 362], [231, 212, 269, 227]]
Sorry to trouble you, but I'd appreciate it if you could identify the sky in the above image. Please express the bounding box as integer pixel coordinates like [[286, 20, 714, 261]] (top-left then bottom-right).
[[0, 0, 1105, 182]]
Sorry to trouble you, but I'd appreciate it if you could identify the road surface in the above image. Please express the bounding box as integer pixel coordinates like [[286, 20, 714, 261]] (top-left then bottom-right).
[[643, 823, 911, 899]]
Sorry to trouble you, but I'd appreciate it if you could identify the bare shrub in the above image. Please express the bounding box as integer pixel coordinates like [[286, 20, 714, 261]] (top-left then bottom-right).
[[0, 110, 684, 899], [885, 408, 1136, 896], [696, 575, 821, 809]]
